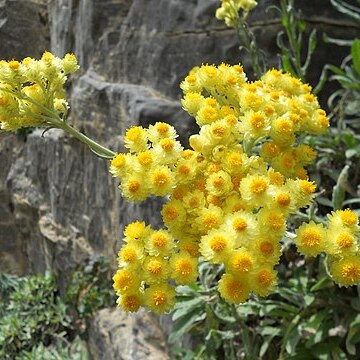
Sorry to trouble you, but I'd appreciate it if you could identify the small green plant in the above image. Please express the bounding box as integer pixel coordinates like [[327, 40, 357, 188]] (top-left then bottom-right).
[[308, 1, 360, 215], [0, 259, 114, 358], [215, 0, 266, 77], [270, 0, 317, 81], [15, 337, 88, 360], [0, 272, 72, 359], [65, 255, 116, 325]]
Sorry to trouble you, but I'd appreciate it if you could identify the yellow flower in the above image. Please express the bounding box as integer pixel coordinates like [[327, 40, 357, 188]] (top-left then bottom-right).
[[112, 269, 141, 294], [180, 73, 202, 94], [22, 84, 46, 113], [268, 185, 297, 215], [0, 52, 80, 132], [257, 208, 286, 239], [239, 91, 265, 112], [135, 150, 155, 170], [225, 248, 254, 275], [124, 126, 148, 153], [260, 142, 280, 161], [145, 229, 174, 257], [250, 237, 282, 265], [326, 230, 358, 256], [200, 229, 235, 264], [327, 209, 359, 233], [239, 174, 270, 209], [194, 205, 223, 233], [271, 150, 298, 178], [123, 221, 149, 243], [117, 292, 143, 313], [267, 168, 285, 186], [222, 210, 258, 247], [270, 116, 295, 147], [181, 92, 204, 116], [206, 170, 233, 197], [306, 109, 329, 134], [63, 53, 79, 74], [170, 251, 198, 285], [196, 105, 219, 126], [174, 158, 197, 184], [117, 243, 144, 268], [251, 265, 278, 297], [119, 174, 149, 201], [296, 144, 317, 165], [218, 273, 251, 304], [149, 166, 175, 196], [223, 194, 248, 214], [143, 256, 170, 284], [178, 238, 200, 257], [143, 284, 176, 314], [205, 120, 233, 145], [221, 149, 246, 175], [216, 0, 258, 27], [198, 64, 220, 87], [294, 221, 326, 257], [109, 153, 132, 178], [239, 111, 270, 140], [182, 190, 206, 213], [329, 255, 360, 287], [161, 199, 187, 229], [289, 179, 316, 209], [152, 138, 183, 165]]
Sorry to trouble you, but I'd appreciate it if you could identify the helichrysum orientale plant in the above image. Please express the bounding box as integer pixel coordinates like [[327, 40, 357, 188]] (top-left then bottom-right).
[[1, 12, 360, 316]]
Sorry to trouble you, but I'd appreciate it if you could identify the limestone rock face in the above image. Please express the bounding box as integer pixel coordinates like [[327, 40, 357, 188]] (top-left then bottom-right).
[[0, 0, 49, 60], [87, 308, 169, 360]]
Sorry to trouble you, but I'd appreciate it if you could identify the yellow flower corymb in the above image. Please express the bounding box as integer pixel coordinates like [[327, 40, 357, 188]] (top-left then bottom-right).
[[0, 52, 78, 131], [109, 64, 351, 314]]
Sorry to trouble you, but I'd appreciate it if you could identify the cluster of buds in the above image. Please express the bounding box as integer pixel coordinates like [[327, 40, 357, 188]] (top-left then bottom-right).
[[111, 64, 358, 314], [215, 0, 258, 26], [0, 52, 78, 131]]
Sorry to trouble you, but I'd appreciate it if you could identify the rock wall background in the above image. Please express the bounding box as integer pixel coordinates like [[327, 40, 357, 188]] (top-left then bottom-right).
[[0, 0, 359, 357]]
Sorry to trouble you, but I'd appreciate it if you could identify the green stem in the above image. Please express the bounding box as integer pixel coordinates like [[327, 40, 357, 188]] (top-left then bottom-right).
[[56, 120, 116, 159], [236, 21, 264, 78], [295, 210, 326, 225], [231, 305, 256, 359], [279, 0, 304, 79], [1, 86, 116, 159]]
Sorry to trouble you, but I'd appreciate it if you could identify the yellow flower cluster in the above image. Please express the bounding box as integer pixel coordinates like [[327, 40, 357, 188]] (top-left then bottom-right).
[[112, 64, 333, 313], [0, 52, 79, 131], [113, 221, 198, 313], [215, 0, 258, 26], [294, 209, 360, 287]]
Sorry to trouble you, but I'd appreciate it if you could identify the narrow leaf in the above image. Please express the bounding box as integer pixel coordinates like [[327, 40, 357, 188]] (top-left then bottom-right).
[[351, 39, 360, 76]]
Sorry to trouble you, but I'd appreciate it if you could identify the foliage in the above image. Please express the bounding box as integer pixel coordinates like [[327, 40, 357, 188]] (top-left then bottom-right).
[[65, 255, 116, 323], [0, 272, 72, 359], [15, 337, 88, 360], [0, 257, 114, 358], [270, 0, 317, 81], [307, 1, 360, 215], [16, 126, 34, 141], [216, 0, 266, 77]]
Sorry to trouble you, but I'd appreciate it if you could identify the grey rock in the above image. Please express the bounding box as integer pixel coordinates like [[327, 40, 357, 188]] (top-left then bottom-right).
[[0, 0, 49, 60], [87, 308, 169, 360]]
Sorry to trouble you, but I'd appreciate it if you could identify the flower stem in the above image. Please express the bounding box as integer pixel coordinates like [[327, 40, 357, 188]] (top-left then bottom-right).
[[56, 120, 116, 159]]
